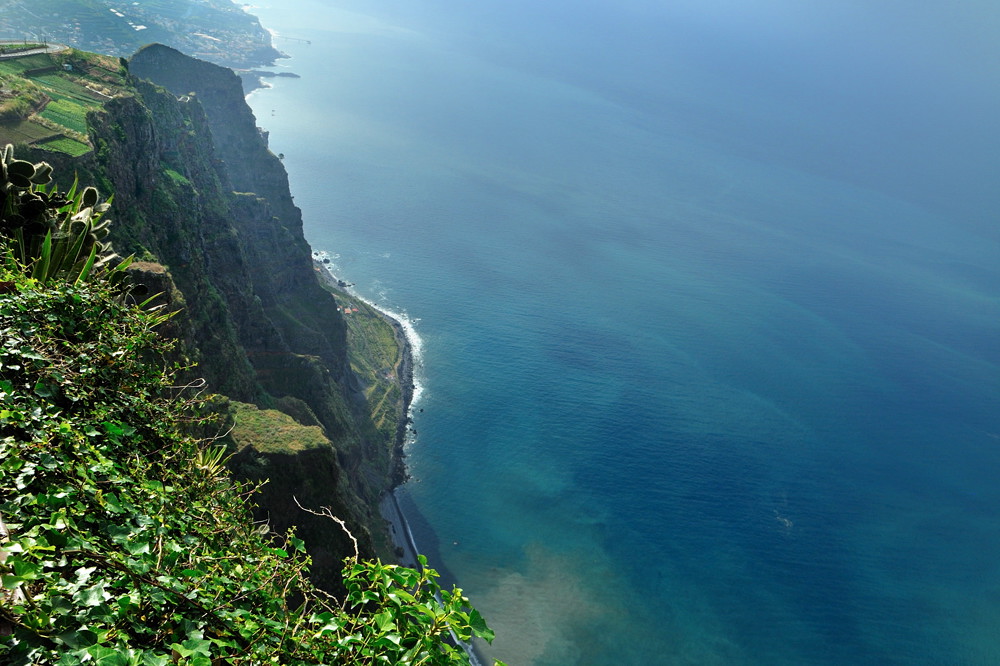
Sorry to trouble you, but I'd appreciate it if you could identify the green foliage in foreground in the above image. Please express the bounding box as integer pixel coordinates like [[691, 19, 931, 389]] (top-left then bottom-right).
[[0, 271, 500, 664]]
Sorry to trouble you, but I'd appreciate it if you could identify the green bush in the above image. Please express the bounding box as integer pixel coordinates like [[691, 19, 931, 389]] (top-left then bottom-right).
[[0, 75, 47, 123]]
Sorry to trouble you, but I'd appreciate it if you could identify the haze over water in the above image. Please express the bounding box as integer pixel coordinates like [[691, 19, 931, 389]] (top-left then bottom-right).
[[245, 1, 1000, 663]]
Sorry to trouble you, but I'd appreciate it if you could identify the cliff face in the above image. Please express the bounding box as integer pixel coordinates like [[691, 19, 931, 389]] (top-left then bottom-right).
[[22, 46, 402, 588]]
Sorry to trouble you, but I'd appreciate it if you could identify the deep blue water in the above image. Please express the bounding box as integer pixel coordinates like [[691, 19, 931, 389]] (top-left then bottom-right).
[[244, 1, 1000, 663]]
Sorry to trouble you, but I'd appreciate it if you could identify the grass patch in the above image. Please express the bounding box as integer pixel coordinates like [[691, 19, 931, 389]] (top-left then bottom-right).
[[0, 53, 56, 74], [163, 167, 191, 186], [34, 135, 91, 156], [333, 289, 405, 439], [38, 98, 90, 134], [32, 73, 104, 103], [229, 401, 331, 454]]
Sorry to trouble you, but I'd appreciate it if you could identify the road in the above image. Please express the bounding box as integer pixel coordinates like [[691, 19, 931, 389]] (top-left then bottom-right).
[[0, 42, 68, 59]]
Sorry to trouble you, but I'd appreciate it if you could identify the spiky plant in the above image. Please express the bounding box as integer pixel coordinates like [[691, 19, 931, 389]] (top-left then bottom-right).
[[0, 143, 131, 284]]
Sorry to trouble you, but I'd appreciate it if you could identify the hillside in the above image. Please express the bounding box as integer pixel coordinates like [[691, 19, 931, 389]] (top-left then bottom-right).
[[0, 0, 280, 68], [0, 44, 409, 590], [0, 37, 505, 662]]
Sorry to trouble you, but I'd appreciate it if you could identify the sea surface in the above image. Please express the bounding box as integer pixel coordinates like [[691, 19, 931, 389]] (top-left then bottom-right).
[[244, 1, 1000, 663]]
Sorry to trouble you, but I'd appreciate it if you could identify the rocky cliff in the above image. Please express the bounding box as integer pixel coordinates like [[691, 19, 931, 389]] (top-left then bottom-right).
[[21, 45, 404, 591]]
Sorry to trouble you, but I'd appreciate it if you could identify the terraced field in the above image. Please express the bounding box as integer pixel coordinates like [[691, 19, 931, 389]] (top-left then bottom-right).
[[34, 135, 91, 156], [0, 54, 55, 74], [0, 118, 59, 146], [0, 50, 123, 155], [37, 99, 89, 134]]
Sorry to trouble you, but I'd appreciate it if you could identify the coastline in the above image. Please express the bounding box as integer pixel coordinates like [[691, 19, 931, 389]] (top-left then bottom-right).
[[254, 9, 421, 565], [311, 255, 415, 488], [312, 257, 487, 666], [258, 15, 483, 661], [311, 257, 420, 556]]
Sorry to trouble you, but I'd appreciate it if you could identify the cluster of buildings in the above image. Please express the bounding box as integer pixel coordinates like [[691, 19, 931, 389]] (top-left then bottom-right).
[[0, 0, 279, 68]]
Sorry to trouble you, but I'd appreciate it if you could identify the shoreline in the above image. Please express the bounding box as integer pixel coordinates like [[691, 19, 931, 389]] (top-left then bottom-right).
[[312, 257, 486, 666], [311, 255, 415, 488]]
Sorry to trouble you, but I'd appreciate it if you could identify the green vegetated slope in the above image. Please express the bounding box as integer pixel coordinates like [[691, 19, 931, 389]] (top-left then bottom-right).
[[0, 42, 409, 592], [0, 269, 496, 664], [0, 43, 43, 55], [332, 286, 409, 447]]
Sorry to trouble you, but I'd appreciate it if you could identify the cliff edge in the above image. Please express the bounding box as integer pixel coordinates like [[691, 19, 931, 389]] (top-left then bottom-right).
[[6, 45, 406, 591]]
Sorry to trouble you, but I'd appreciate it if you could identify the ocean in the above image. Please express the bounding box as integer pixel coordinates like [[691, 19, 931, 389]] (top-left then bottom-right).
[[243, 1, 1000, 663]]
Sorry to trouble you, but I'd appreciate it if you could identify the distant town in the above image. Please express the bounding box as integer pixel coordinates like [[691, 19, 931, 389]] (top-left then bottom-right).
[[0, 0, 281, 68]]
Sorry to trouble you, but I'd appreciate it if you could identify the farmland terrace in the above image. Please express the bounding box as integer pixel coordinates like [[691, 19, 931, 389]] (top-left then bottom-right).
[[0, 49, 123, 157]]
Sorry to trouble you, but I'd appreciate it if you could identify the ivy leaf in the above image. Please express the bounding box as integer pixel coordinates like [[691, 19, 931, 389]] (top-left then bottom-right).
[[13, 558, 42, 580], [170, 637, 212, 659], [106, 524, 131, 544], [374, 610, 395, 633], [1, 574, 24, 589], [78, 581, 108, 607], [57, 628, 99, 649], [33, 379, 56, 398], [102, 421, 136, 442], [103, 493, 126, 514], [310, 611, 342, 637], [90, 647, 133, 666], [141, 654, 171, 666], [124, 538, 150, 556], [182, 638, 212, 654]]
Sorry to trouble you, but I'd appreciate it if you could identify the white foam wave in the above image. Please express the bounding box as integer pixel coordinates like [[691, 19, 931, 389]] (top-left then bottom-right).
[[244, 80, 273, 101], [375, 303, 425, 408]]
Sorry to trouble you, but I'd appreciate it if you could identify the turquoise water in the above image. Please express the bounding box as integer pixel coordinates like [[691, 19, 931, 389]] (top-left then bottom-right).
[[244, 2, 1000, 663]]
